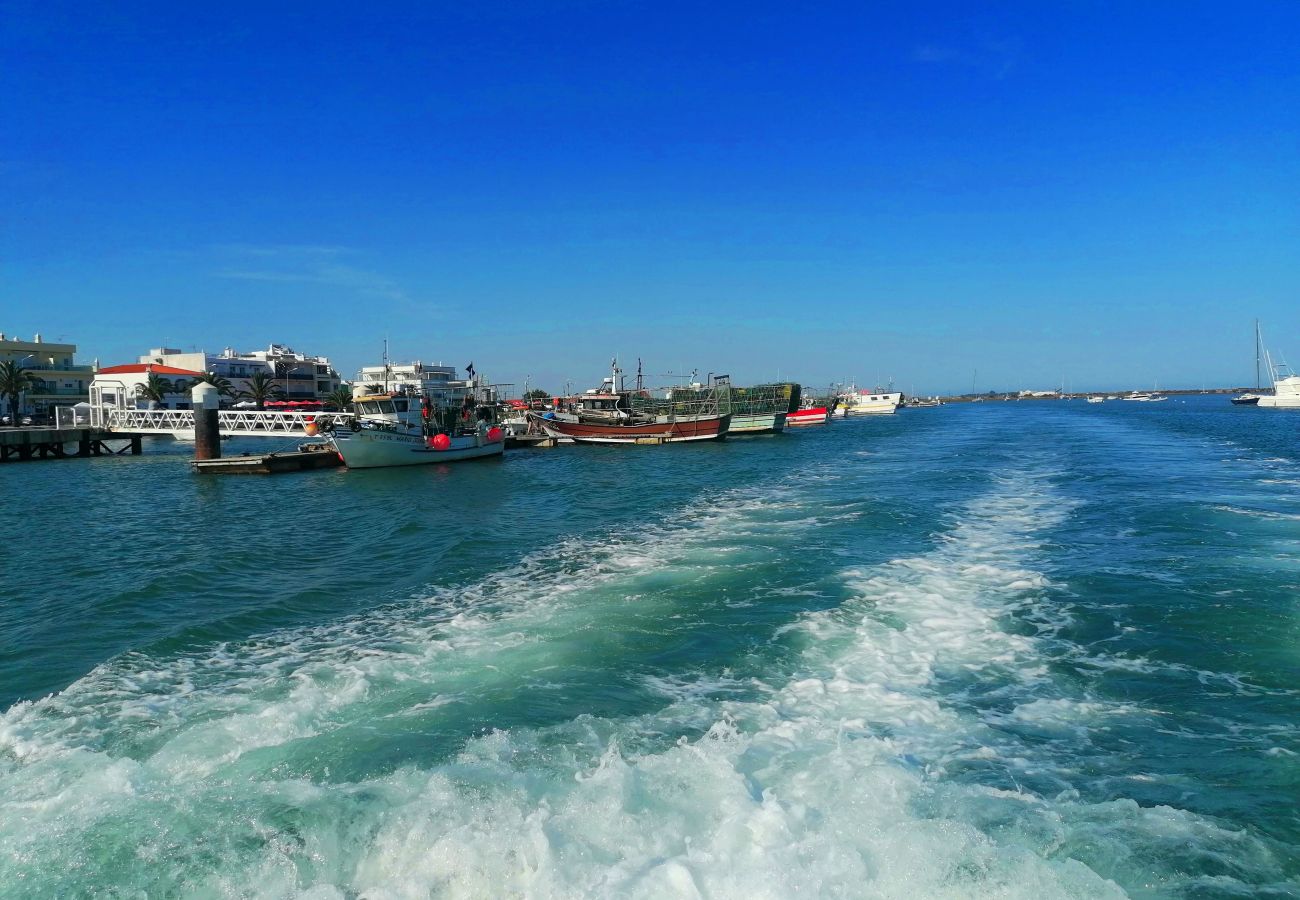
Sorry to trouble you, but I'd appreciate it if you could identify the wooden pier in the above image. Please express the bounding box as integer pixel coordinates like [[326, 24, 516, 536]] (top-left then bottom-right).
[[191, 448, 344, 475], [0, 427, 142, 463]]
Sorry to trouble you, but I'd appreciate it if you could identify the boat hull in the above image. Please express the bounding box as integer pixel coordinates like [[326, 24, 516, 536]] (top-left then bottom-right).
[[1231, 395, 1261, 405], [728, 412, 786, 434], [330, 429, 504, 468], [1256, 396, 1300, 408], [538, 413, 730, 443], [786, 407, 830, 427]]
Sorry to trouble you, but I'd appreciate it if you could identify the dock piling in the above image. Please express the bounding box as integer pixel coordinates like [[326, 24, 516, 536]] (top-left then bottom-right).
[[192, 383, 221, 460]]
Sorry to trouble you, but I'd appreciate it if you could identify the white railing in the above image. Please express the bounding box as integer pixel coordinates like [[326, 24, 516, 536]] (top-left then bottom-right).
[[98, 407, 317, 436]]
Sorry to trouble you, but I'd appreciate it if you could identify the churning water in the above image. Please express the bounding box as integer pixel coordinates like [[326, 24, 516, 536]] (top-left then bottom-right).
[[2, 397, 1297, 897]]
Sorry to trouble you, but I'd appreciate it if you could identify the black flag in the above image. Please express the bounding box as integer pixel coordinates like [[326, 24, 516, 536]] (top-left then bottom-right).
[[466, 361, 475, 378]]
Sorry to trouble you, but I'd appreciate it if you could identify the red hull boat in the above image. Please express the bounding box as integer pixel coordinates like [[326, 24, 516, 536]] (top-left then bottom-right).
[[785, 406, 831, 427]]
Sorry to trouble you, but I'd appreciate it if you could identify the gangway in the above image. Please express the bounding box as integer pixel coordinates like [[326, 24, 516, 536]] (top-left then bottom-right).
[[90, 405, 319, 438]]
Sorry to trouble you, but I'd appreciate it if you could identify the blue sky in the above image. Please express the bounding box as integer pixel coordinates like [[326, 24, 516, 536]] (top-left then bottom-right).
[[3, 1, 1297, 394]]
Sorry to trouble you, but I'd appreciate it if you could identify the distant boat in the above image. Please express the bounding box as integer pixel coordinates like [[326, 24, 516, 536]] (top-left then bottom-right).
[[836, 385, 904, 416], [1086, 396, 1104, 404], [1230, 321, 1300, 409]]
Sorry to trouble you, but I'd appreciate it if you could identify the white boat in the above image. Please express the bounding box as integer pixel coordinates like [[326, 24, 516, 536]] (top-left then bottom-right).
[[1239, 321, 1300, 408], [1255, 361, 1300, 408], [328, 394, 504, 467], [836, 386, 903, 416], [1086, 396, 1104, 404]]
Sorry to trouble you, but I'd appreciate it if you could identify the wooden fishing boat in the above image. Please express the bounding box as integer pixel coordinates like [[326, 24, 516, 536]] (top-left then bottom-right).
[[530, 360, 731, 444]]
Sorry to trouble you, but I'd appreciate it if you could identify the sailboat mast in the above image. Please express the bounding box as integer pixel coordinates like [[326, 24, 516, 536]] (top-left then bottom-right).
[[1255, 319, 1261, 391]]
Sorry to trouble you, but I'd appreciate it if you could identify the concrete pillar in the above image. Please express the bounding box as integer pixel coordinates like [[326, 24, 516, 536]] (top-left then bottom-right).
[[192, 383, 221, 461]]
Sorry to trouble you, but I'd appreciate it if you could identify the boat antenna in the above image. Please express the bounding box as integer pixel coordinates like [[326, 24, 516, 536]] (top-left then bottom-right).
[[383, 336, 390, 393], [636, 358, 643, 392]]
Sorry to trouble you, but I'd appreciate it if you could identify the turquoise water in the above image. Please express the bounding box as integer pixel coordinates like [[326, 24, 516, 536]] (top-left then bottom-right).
[[2, 397, 1298, 898]]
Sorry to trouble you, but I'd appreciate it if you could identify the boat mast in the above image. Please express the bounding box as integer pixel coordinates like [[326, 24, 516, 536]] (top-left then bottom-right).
[[1255, 319, 1261, 391]]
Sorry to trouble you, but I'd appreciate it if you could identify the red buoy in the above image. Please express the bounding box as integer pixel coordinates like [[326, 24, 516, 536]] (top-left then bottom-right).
[[486, 426, 503, 442], [431, 433, 451, 451]]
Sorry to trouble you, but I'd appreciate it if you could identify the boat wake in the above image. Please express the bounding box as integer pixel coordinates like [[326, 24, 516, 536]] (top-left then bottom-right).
[[0, 462, 1292, 896]]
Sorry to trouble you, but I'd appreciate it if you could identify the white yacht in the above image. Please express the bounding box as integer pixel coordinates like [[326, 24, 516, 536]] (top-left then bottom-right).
[[1086, 396, 1104, 404], [1244, 323, 1300, 408], [1256, 359, 1300, 408]]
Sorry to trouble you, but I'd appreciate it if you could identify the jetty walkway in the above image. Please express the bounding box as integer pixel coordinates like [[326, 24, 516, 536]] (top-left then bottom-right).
[[90, 407, 317, 438], [0, 426, 142, 463]]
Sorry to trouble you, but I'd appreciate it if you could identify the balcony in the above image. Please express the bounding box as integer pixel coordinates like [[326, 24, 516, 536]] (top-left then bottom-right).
[[27, 386, 89, 397], [14, 363, 95, 373]]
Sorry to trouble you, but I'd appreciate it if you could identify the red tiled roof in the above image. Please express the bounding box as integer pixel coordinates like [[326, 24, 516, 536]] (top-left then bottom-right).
[[96, 363, 207, 377]]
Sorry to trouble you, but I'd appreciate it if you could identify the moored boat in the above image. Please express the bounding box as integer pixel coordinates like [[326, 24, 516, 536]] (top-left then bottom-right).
[[672, 380, 801, 434], [324, 362, 505, 468], [786, 405, 831, 426], [837, 386, 904, 416], [327, 394, 505, 467], [531, 361, 731, 444]]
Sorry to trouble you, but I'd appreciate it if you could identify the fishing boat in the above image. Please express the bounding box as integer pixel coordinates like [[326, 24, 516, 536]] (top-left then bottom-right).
[[669, 380, 800, 434], [322, 361, 505, 468], [326, 394, 504, 467], [786, 398, 832, 427], [531, 361, 730, 444], [836, 385, 904, 416]]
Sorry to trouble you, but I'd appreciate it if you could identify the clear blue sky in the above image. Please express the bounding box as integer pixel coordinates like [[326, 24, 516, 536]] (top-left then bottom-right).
[[3, 1, 1297, 394]]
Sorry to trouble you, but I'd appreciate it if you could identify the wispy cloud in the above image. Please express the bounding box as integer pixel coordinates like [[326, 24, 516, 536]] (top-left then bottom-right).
[[211, 243, 354, 259], [208, 244, 440, 313], [912, 36, 1021, 79], [215, 264, 408, 302]]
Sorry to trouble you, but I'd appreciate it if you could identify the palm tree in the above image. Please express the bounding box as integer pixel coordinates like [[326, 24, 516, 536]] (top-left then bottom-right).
[[240, 371, 285, 410], [194, 372, 237, 398], [364, 382, 385, 395], [0, 360, 39, 426], [137, 372, 175, 408], [325, 386, 355, 411]]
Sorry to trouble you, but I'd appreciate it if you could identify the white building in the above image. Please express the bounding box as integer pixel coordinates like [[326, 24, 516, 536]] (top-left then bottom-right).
[[0, 332, 95, 420], [353, 361, 485, 408], [138, 344, 343, 401], [90, 363, 206, 410]]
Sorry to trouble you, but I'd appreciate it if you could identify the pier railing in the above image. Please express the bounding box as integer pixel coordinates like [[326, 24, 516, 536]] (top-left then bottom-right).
[[93, 407, 316, 436]]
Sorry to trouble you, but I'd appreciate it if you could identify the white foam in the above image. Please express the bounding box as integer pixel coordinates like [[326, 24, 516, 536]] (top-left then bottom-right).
[[1, 467, 1291, 896]]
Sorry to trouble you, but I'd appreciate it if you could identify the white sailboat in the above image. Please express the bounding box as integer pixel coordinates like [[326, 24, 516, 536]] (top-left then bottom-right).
[[1233, 320, 1266, 405]]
